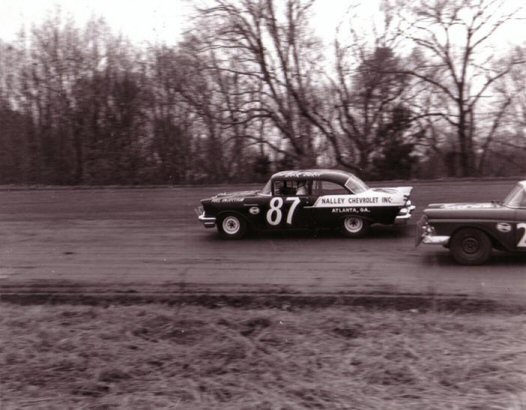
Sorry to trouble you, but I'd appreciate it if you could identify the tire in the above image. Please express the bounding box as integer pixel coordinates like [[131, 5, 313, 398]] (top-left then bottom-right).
[[218, 213, 247, 239], [341, 216, 370, 238], [449, 228, 492, 265]]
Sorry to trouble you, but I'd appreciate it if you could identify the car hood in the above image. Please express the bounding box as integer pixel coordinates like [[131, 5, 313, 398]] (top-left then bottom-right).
[[204, 190, 263, 203], [424, 201, 512, 219], [426, 202, 499, 210]]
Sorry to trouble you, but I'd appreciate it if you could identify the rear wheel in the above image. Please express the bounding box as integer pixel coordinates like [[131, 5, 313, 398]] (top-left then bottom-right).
[[341, 216, 370, 238], [218, 213, 247, 239], [450, 228, 492, 265]]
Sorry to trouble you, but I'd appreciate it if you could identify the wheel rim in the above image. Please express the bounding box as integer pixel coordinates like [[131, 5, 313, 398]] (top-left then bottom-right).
[[222, 216, 240, 235], [462, 236, 480, 254], [344, 217, 363, 233]]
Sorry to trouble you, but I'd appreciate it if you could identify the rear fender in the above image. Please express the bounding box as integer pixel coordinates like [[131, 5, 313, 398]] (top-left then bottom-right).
[[395, 186, 413, 198], [338, 214, 374, 227]]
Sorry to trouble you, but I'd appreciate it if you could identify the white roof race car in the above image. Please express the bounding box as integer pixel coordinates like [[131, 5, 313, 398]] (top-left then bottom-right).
[[197, 169, 415, 239]]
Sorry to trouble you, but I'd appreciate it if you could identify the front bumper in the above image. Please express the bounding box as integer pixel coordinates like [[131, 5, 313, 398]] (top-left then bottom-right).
[[415, 216, 450, 247], [195, 206, 216, 228]]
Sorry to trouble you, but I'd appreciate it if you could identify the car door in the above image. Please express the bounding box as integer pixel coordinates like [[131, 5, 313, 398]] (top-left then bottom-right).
[[309, 179, 352, 229], [263, 179, 315, 230]]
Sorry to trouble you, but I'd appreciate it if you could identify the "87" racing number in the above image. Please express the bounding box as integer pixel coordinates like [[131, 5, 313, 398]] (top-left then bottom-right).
[[266, 197, 301, 226]]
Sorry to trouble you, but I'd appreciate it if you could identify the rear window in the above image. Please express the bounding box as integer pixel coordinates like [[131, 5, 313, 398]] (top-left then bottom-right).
[[312, 180, 348, 195], [344, 175, 368, 194]]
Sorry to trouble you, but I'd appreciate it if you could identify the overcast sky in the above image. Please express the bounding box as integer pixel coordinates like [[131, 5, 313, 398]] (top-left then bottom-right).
[[0, 0, 193, 44], [0, 0, 523, 47], [0, 0, 384, 45]]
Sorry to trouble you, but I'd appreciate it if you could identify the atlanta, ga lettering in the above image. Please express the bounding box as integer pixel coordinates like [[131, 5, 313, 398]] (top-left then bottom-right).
[[332, 207, 370, 213]]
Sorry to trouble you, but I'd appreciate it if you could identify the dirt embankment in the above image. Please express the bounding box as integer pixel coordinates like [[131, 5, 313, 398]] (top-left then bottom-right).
[[1, 303, 525, 410]]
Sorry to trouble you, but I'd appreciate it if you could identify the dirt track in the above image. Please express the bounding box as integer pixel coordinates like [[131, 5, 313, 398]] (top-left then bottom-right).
[[1, 180, 525, 304]]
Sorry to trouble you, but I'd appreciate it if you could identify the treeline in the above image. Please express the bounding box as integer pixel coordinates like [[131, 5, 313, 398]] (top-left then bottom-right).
[[0, 0, 525, 185]]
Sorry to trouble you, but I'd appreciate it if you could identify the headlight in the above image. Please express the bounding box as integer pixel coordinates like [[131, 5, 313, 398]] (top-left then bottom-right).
[[424, 223, 436, 236]]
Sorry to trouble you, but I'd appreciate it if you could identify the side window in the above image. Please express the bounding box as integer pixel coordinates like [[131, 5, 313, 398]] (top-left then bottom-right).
[[295, 180, 310, 195], [273, 180, 285, 196], [273, 180, 300, 196], [273, 180, 312, 196], [314, 180, 349, 195], [520, 191, 526, 207]]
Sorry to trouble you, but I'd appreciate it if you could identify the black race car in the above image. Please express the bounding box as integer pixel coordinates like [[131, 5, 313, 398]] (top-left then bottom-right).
[[196, 169, 415, 239], [416, 180, 526, 265]]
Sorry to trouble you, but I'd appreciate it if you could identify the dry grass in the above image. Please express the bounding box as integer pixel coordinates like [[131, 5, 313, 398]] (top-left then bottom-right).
[[0, 303, 525, 410]]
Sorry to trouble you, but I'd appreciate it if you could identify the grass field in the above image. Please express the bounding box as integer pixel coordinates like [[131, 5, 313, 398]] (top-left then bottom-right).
[[1, 303, 525, 409]]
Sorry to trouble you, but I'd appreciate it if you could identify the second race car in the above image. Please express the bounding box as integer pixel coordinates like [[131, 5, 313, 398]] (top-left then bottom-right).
[[416, 180, 526, 265]]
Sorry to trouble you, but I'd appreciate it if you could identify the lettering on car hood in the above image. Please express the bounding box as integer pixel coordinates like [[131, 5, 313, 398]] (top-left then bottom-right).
[[209, 190, 261, 203], [436, 202, 498, 210], [423, 201, 512, 220]]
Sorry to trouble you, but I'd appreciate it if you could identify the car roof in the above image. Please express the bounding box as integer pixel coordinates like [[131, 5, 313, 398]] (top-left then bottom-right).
[[271, 169, 357, 185], [519, 181, 526, 189]]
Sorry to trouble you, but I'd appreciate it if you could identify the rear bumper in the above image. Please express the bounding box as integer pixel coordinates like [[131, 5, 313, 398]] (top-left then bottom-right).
[[195, 207, 216, 228], [395, 205, 416, 224]]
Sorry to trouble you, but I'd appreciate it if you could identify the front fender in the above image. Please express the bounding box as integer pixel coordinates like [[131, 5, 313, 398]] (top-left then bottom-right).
[[216, 210, 251, 227], [437, 221, 514, 251]]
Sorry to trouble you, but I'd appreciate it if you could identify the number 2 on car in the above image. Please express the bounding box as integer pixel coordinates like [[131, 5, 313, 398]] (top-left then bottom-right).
[[517, 223, 526, 247], [266, 197, 301, 225]]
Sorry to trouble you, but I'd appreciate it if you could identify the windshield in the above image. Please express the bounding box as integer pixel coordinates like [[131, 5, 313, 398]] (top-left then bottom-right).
[[344, 175, 369, 194], [261, 179, 272, 195], [503, 184, 525, 208]]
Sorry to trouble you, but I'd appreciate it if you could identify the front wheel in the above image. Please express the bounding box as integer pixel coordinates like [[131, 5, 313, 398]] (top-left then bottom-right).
[[449, 228, 492, 265], [218, 213, 247, 239], [341, 216, 370, 238]]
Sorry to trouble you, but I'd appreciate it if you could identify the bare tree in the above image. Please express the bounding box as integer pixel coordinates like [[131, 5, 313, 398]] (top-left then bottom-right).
[[484, 44, 526, 175], [2, 13, 152, 184], [275, 2, 420, 177], [331, 44, 416, 176], [497, 45, 526, 137], [195, 0, 324, 168], [0, 41, 30, 182], [398, 0, 523, 176]]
